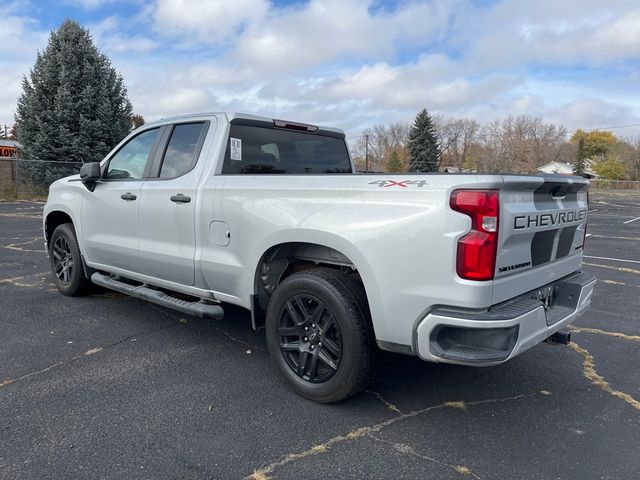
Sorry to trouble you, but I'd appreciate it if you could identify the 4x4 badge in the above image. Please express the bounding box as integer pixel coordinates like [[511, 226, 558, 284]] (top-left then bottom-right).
[[368, 180, 428, 188]]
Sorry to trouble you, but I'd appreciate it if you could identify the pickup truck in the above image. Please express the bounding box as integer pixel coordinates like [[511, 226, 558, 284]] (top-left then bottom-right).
[[43, 112, 596, 403]]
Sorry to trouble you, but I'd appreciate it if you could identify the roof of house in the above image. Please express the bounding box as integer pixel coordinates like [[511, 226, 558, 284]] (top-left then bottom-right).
[[537, 159, 598, 178], [0, 139, 21, 148], [537, 161, 574, 174]]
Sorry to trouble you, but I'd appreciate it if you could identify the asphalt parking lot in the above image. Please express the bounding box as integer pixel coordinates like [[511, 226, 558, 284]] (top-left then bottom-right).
[[1, 192, 639, 480]]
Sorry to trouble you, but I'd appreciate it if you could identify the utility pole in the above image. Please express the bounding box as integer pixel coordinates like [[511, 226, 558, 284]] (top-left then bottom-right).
[[364, 133, 369, 173]]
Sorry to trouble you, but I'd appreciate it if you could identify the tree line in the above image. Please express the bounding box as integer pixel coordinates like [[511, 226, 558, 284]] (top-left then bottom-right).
[[351, 109, 640, 180], [9, 19, 639, 186]]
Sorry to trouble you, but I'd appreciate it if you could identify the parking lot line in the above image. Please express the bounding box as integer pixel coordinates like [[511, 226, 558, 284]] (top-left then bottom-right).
[[584, 255, 640, 265], [623, 215, 640, 224]]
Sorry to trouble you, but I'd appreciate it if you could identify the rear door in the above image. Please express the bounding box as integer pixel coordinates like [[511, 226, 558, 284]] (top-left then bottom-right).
[[137, 121, 211, 286], [493, 175, 589, 304]]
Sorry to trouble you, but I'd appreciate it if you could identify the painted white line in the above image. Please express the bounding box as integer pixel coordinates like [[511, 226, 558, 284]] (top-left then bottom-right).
[[595, 201, 627, 208], [584, 255, 640, 265], [585, 234, 592, 237], [588, 209, 599, 213], [623, 216, 640, 224]]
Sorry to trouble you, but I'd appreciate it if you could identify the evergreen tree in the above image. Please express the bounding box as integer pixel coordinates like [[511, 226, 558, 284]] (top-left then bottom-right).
[[574, 137, 587, 177], [15, 19, 133, 186], [385, 149, 404, 172], [407, 108, 440, 172]]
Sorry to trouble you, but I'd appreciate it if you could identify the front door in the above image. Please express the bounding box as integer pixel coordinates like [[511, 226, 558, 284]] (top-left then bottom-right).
[[81, 127, 162, 273], [138, 121, 210, 286]]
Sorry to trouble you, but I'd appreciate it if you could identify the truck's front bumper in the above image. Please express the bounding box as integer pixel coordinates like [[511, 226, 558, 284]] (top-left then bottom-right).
[[415, 271, 596, 365]]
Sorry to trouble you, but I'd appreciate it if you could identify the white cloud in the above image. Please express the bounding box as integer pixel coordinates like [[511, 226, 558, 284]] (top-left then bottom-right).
[[89, 16, 159, 53], [462, 0, 640, 68], [231, 0, 459, 74], [152, 0, 269, 43], [1, 0, 640, 138]]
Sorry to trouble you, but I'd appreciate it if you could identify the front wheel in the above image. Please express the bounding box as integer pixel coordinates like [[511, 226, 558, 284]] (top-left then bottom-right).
[[265, 268, 374, 403], [49, 223, 91, 296]]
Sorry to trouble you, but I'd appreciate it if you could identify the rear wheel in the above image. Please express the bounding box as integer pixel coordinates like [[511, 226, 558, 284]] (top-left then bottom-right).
[[266, 268, 374, 403], [49, 223, 91, 296]]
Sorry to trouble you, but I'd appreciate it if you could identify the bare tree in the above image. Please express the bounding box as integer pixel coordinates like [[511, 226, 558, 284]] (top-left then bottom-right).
[[354, 113, 575, 175], [353, 122, 410, 172], [474, 115, 567, 173], [439, 118, 481, 172]]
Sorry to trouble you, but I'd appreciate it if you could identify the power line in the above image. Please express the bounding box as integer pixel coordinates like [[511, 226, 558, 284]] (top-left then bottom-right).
[[591, 123, 640, 131]]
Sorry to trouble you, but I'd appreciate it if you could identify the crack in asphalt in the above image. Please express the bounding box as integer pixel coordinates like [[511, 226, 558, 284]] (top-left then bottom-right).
[[569, 342, 640, 412], [366, 431, 481, 479], [247, 393, 535, 480], [0, 323, 179, 390], [569, 325, 640, 343], [365, 390, 403, 414]]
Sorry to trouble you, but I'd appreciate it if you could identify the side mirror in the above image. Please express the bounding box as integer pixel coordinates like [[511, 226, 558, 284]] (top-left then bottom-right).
[[79, 162, 101, 191]]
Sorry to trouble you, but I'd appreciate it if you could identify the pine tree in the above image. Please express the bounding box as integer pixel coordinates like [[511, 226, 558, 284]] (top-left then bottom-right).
[[385, 150, 404, 172], [407, 108, 440, 172], [574, 137, 587, 177], [15, 19, 133, 186]]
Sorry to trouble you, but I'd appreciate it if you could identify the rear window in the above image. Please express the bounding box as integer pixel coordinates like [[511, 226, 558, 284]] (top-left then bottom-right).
[[221, 125, 351, 174]]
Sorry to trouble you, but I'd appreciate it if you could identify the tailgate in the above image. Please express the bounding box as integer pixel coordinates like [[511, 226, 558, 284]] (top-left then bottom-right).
[[493, 175, 589, 304]]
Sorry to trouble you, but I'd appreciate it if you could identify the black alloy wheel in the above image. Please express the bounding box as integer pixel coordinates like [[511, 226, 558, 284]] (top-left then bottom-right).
[[49, 223, 91, 296], [266, 268, 375, 403], [278, 294, 343, 383], [52, 236, 73, 285]]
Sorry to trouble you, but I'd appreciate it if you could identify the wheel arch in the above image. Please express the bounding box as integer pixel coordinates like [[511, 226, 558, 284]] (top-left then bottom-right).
[[251, 235, 381, 335], [44, 210, 75, 250]]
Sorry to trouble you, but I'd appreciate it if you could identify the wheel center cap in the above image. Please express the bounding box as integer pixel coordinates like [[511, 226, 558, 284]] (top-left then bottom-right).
[[307, 328, 320, 345]]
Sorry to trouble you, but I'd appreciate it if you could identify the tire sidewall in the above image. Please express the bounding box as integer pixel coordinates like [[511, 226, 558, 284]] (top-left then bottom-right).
[[49, 224, 86, 296], [266, 272, 368, 402]]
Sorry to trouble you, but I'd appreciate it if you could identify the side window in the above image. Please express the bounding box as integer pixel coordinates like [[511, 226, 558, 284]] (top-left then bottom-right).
[[158, 122, 206, 178], [106, 128, 160, 180]]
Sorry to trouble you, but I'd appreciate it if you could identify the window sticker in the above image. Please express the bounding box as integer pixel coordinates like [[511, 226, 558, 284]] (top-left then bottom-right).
[[230, 137, 242, 161]]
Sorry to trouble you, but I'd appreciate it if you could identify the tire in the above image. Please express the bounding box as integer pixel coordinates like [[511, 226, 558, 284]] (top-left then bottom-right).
[[49, 223, 92, 296], [265, 268, 374, 403]]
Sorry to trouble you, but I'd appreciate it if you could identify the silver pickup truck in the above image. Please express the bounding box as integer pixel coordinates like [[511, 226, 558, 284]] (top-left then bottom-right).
[[43, 112, 596, 402]]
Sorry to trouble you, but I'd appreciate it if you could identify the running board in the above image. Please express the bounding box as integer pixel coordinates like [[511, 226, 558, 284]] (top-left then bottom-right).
[[91, 272, 224, 320]]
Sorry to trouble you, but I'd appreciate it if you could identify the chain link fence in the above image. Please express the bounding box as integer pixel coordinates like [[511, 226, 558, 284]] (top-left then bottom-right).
[[589, 179, 640, 191], [1, 157, 639, 199], [0, 158, 80, 199]]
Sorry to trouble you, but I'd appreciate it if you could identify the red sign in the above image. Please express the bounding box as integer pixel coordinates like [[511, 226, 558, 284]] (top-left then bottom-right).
[[0, 146, 17, 158]]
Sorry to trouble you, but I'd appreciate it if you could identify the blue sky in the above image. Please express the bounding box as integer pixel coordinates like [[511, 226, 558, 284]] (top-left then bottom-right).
[[1, 0, 639, 138]]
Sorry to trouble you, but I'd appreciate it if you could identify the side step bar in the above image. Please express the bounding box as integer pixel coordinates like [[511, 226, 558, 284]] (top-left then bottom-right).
[[91, 272, 224, 320]]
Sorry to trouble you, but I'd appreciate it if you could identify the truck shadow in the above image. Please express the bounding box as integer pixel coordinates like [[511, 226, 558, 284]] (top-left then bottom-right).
[[172, 302, 568, 409]]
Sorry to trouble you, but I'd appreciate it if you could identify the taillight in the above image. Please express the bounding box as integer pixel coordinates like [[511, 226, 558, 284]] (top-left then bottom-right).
[[450, 189, 500, 281]]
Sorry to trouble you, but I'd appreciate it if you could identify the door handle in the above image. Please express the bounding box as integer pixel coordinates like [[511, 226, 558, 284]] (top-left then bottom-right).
[[120, 192, 137, 201], [170, 194, 191, 203]]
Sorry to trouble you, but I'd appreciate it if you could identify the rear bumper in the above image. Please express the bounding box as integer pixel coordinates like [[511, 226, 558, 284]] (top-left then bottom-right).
[[415, 271, 596, 365]]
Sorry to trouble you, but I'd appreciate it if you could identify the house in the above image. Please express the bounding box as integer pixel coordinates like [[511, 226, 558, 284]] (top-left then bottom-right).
[[537, 159, 598, 178]]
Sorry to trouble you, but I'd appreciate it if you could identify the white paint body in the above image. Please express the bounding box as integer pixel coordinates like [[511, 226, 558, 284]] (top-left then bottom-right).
[[43, 113, 595, 363]]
